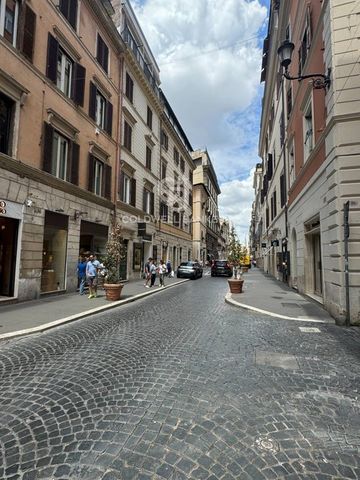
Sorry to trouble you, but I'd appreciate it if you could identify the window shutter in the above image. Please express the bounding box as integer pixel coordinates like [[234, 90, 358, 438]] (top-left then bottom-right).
[[20, 5, 36, 62], [46, 34, 59, 83], [119, 171, 124, 201], [106, 101, 113, 136], [267, 153, 273, 180], [130, 178, 136, 207], [104, 164, 112, 200], [72, 63, 86, 107], [89, 82, 97, 120], [150, 192, 154, 215], [69, 0, 78, 30], [88, 154, 95, 192], [70, 142, 80, 185], [43, 123, 53, 173]]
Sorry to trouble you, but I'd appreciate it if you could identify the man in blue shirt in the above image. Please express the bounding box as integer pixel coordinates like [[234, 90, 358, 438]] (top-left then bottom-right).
[[86, 255, 97, 299], [77, 256, 87, 295]]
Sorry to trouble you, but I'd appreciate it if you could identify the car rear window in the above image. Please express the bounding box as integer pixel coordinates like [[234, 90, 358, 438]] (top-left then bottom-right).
[[180, 262, 193, 266], [215, 261, 227, 266]]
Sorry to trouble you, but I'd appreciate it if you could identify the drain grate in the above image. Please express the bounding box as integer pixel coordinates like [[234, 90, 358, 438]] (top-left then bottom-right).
[[255, 437, 280, 453], [299, 327, 321, 333]]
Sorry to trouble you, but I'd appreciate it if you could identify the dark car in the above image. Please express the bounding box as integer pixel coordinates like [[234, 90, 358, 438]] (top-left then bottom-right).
[[177, 261, 203, 279], [211, 260, 232, 277]]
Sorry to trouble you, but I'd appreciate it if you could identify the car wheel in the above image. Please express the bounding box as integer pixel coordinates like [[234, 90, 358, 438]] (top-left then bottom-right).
[[177, 274, 181, 278], [199, 272, 203, 278], [211, 273, 215, 277]]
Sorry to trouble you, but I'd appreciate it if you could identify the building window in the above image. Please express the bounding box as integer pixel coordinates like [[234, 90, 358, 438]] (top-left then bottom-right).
[[57, 48, 73, 97], [42, 122, 79, 185], [303, 96, 313, 160], [59, 0, 78, 30], [0, 91, 15, 156], [146, 145, 152, 170], [1, 0, 19, 46], [89, 82, 112, 135], [173, 211, 180, 228], [288, 139, 295, 187], [161, 160, 167, 180], [125, 72, 134, 102], [123, 121, 132, 151], [179, 183, 184, 198], [160, 202, 168, 222], [161, 130, 168, 150], [180, 157, 185, 173], [189, 191, 192, 206], [119, 171, 136, 206], [299, 7, 312, 74], [95, 90, 107, 130], [88, 155, 111, 199], [51, 131, 69, 181], [147, 106, 153, 130], [173, 147, 179, 166], [96, 33, 109, 73], [143, 188, 154, 215], [287, 86, 292, 119], [189, 170, 193, 183], [174, 173, 178, 194]]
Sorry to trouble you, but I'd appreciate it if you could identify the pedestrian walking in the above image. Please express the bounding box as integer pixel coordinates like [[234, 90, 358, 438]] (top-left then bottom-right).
[[92, 254, 101, 296], [166, 259, 172, 277], [77, 255, 87, 295], [86, 254, 97, 299], [149, 259, 157, 287], [144, 257, 152, 288], [158, 259, 166, 288]]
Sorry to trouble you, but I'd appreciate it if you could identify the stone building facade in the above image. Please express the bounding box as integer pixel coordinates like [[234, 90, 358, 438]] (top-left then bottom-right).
[[252, 0, 360, 325], [0, 0, 123, 301]]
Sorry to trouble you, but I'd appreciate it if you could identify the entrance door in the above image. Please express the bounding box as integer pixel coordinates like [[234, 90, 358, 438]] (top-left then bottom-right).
[[0, 217, 18, 296], [313, 233, 322, 296]]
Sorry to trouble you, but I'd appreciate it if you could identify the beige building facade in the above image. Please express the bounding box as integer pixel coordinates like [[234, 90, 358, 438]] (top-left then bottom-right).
[[0, 0, 123, 301]]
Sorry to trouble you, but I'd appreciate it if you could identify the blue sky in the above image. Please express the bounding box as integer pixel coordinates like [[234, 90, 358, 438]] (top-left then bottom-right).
[[131, 0, 269, 241]]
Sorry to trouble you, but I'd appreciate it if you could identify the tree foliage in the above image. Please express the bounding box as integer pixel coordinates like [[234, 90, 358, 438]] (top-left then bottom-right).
[[103, 222, 126, 284]]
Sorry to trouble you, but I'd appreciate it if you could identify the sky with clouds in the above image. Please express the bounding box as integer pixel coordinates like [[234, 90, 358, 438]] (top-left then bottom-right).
[[131, 0, 269, 243]]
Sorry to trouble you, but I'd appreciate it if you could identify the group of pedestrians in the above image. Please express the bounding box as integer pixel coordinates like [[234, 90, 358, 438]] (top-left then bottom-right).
[[144, 258, 172, 288], [77, 254, 102, 299]]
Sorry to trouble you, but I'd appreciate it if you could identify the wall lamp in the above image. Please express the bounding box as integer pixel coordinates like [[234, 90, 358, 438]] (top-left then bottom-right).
[[277, 40, 331, 90]]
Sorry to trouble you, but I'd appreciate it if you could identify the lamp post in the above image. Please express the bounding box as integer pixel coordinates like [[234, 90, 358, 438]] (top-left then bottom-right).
[[277, 40, 331, 90]]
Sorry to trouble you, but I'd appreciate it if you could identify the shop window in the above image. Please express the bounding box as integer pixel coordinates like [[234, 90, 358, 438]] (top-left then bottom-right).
[[96, 33, 109, 73], [46, 34, 85, 106], [0, 216, 18, 297], [59, 0, 78, 30], [89, 82, 113, 135], [88, 154, 111, 199], [42, 122, 79, 185], [41, 211, 68, 293], [0, 91, 15, 156], [119, 171, 136, 206]]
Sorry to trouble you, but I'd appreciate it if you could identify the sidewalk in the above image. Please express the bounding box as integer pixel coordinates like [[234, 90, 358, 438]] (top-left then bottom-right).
[[225, 268, 335, 323], [0, 276, 188, 340]]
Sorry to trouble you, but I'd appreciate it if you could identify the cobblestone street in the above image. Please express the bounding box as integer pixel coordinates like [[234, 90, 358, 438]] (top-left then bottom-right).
[[0, 277, 360, 480]]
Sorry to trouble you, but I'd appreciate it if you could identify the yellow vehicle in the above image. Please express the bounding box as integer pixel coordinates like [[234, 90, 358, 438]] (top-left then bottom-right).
[[240, 254, 251, 268]]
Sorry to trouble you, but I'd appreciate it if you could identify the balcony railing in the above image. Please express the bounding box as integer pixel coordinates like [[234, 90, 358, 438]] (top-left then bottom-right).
[[122, 26, 159, 97]]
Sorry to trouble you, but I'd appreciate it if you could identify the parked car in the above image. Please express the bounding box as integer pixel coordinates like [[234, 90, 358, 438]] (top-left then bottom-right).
[[177, 261, 203, 279], [211, 260, 233, 277]]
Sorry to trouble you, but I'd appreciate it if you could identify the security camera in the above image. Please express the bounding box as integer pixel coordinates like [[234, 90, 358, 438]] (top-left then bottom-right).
[[25, 199, 33, 207]]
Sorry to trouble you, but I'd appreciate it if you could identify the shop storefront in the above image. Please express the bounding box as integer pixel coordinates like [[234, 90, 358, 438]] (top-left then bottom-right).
[[0, 200, 22, 298], [41, 211, 69, 293], [79, 221, 108, 258]]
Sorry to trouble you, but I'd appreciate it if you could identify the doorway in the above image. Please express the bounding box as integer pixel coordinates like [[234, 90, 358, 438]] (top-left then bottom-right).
[[0, 217, 18, 297], [313, 233, 322, 296]]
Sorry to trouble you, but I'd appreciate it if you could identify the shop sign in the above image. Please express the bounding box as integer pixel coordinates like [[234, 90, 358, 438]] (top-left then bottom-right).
[[261, 242, 267, 248], [138, 222, 146, 236], [0, 200, 23, 219], [0, 201, 6, 215]]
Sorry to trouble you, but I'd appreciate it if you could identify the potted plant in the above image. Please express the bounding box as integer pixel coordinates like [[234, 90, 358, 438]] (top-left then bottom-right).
[[103, 222, 126, 301], [227, 226, 244, 294]]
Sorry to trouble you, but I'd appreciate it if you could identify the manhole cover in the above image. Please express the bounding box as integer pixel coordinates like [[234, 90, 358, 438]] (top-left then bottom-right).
[[255, 437, 280, 453]]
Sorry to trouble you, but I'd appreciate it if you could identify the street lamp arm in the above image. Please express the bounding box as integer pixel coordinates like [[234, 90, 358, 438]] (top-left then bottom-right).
[[283, 68, 331, 90]]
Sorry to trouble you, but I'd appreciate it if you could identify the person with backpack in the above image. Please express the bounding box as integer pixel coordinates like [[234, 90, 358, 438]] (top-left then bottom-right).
[[144, 257, 152, 288]]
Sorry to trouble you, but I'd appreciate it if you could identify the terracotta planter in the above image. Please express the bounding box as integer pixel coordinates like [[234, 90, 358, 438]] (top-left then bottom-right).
[[103, 283, 124, 301], [228, 278, 244, 294]]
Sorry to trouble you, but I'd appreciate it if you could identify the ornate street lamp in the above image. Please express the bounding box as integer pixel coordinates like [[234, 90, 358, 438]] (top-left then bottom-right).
[[277, 40, 331, 90]]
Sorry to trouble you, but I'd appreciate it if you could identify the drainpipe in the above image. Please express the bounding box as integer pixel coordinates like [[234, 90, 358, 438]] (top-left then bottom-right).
[[114, 53, 124, 216], [344, 201, 350, 327], [280, 75, 289, 282]]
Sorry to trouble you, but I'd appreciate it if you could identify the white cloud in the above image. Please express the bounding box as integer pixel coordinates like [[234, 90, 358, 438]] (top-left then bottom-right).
[[219, 170, 255, 243], [131, 0, 267, 237]]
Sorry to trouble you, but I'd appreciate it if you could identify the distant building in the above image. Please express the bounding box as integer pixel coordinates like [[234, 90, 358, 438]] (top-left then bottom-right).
[[191, 150, 221, 264]]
